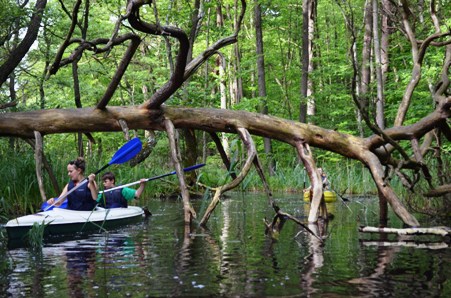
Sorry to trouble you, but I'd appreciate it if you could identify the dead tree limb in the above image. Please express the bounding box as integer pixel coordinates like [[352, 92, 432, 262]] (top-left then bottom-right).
[[34, 131, 47, 202], [252, 157, 273, 203], [0, 105, 430, 226], [362, 151, 420, 227], [47, 0, 83, 76], [209, 132, 237, 180], [24, 138, 60, 195], [165, 119, 196, 228], [359, 226, 450, 237], [360, 240, 449, 249], [96, 35, 141, 109], [0, 0, 48, 86], [199, 127, 256, 226], [294, 140, 325, 223], [423, 184, 451, 197], [128, 1, 189, 109]]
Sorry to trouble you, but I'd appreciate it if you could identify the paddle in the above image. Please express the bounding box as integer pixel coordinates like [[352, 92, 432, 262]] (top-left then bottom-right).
[[42, 138, 142, 211], [99, 163, 206, 194]]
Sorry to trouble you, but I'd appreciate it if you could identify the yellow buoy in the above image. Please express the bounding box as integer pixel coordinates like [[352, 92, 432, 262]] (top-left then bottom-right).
[[303, 190, 337, 203]]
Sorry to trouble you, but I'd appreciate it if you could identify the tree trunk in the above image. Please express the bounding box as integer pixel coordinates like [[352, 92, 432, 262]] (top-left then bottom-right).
[[34, 131, 47, 202], [254, 0, 275, 175], [372, 0, 385, 129], [299, 0, 311, 123], [360, 0, 372, 122], [306, 0, 316, 118]]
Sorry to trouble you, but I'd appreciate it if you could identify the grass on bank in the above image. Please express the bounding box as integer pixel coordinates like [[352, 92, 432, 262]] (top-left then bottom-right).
[[0, 137, 448, 222]]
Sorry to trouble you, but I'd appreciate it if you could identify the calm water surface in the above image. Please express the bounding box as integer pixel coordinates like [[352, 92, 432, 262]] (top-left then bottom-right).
[[1, 193, 450, 297]]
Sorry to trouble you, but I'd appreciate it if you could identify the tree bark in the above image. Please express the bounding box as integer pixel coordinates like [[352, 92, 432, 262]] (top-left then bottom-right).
[[360, 0, 372, 122], [165, 119, 196, 227], [372, 0, 385, 129], [299, 0, 311, 123], [34, 131, 47, 202]]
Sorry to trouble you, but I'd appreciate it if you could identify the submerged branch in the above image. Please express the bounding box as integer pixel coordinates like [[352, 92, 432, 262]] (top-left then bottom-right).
[[359, 226, 450, 236]]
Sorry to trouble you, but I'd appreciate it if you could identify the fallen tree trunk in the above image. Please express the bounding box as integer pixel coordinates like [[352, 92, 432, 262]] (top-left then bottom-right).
[[0, 105, 423, 226], [359, 226, 450, 236], [360, 240, 449, 249]]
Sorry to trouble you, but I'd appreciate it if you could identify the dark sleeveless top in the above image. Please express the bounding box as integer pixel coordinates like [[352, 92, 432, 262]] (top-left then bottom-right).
[[67, 180, 97, 211], [98, 189, 128, 208]]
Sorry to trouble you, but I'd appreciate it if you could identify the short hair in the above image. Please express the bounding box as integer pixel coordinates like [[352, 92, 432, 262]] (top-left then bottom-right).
[[68, 157, 86, 172], [102, 172, 116, 182]]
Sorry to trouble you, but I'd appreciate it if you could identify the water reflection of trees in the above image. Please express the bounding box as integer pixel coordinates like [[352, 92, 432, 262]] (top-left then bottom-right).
[[350, 234, 450, 297], [64, 246, 96, 297]]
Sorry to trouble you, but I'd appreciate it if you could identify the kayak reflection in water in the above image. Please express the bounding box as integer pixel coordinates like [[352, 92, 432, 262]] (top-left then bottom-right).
[[65, 246, 96, 297], [97, 172, 147, 208]]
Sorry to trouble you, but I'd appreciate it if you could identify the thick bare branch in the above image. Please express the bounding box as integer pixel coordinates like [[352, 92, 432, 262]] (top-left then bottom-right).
[[359, 226, 450, 236], [165, 119, 196, 225], [0, 102, 17, 110], [294, 141, 324, 223], [34, 131, 47, 202], [209, 132, 237, 180], [128, 1, 189, 109], [200, 127, 256, 226], [362, 150, 420, 226], [96, 35, 141, 109], [0, 0, 47, 86], [184, 0, 246, 80], [423, 184, 451, 197], [47, 0, 83, 77]]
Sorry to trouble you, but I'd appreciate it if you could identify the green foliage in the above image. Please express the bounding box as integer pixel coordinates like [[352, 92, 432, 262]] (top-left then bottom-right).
[[26, 222, 46, 252], [0, 0, 448, 221]]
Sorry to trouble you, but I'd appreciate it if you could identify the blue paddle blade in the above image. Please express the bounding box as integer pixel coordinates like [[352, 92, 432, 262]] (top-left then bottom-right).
[[40, 199, 68, 211], [109, 137, 142, 165]]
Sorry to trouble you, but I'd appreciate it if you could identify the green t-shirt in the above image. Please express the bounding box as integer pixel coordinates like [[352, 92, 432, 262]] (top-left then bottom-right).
[[96, 187, 137, 203]]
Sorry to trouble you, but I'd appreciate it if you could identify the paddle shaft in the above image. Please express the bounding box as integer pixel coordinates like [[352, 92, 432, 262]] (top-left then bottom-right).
[[100, 163, 205, 194], [43, 179, 89, 211]]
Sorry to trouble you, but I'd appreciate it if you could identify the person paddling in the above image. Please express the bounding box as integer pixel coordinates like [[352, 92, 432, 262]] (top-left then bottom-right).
[[46, 157, 98, 211], [97, 172, 147, 208]]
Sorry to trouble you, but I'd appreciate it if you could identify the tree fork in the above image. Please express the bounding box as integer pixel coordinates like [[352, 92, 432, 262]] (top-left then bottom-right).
[[199, 127, 256, 226]]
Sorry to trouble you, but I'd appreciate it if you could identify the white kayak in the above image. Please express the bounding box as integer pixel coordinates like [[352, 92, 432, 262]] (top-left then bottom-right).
[[5, 206, 144, 243]]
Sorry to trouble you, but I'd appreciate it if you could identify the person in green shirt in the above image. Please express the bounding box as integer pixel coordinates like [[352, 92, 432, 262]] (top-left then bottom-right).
[[97, 172, 147, 208]]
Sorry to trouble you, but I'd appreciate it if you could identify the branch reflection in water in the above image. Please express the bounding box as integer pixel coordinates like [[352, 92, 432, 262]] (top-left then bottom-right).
[[2, 193, 450, 296]]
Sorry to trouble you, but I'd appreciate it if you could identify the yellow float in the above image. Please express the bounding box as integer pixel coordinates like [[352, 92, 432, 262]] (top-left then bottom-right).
[[303, 190, 337, 203]]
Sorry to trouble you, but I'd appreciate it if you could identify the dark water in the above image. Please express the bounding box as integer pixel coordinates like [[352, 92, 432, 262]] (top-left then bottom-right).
[[1, 193, 450, 297]]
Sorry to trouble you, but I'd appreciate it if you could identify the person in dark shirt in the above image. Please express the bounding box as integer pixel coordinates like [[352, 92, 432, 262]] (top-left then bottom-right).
[[46, 157, 98, 211], [97, 172, 147, 208]]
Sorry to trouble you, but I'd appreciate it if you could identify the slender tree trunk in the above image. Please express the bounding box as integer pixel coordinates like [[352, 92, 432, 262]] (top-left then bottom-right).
[[34, 131, 47, 202], [360, 0, 372, 125], [306, 0, 316, 118], [232, 0, 243, 104], [181, 0, 202, 179], [255, 0, 275, 175], [72, 61, 84, 156], [299, 0, 310, 123], [217, 4, 229, 154], [219, 53, 229, 154], [372, 0, 385, 129]]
